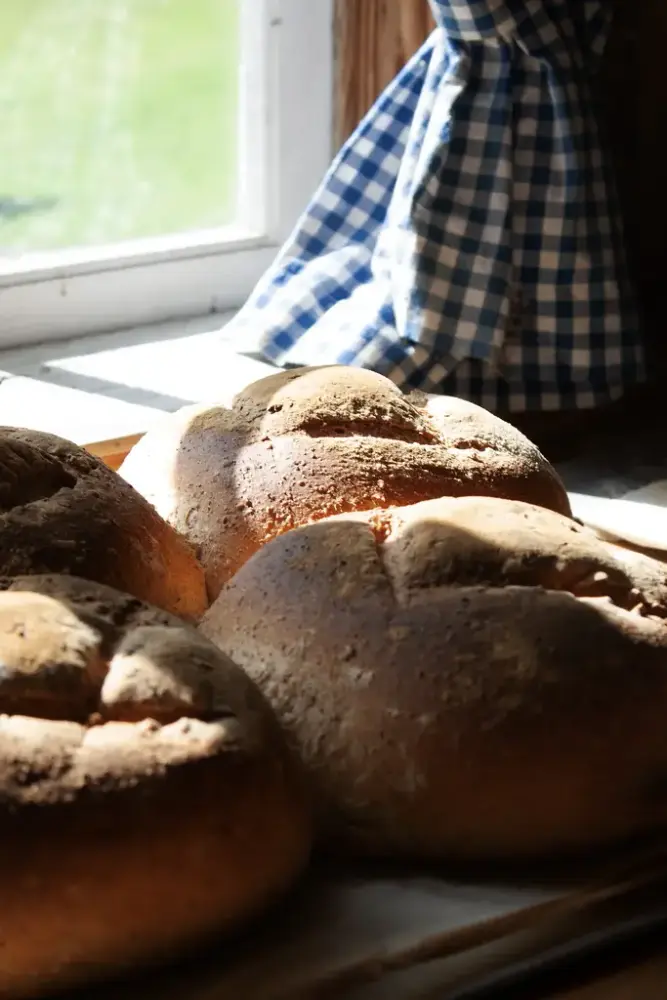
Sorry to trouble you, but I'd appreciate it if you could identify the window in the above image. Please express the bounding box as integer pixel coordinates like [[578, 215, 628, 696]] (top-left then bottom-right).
[[0, 0, 334, 347]]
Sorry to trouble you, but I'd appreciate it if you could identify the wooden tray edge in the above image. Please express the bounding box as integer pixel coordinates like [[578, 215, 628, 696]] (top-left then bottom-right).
[[85, 433, 143, 470]]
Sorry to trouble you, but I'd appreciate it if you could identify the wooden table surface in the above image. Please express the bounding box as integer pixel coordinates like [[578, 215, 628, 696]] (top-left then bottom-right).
[[554, 951, 667, 999]]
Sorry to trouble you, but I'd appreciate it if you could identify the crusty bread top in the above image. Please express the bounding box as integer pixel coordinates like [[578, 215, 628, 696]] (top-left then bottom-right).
[[0, 428, 207, 620], [202, 495, 667, 858], [120, 366, 570, 597], [351, 495, 667, 613], [231, 366, 440, 443], [203, 493, 667, 650], [0, 575, 274, 809], [0, 574, 313, 1000]]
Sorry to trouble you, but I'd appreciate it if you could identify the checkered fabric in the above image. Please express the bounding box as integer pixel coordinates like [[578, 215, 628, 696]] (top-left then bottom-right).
[[227, 0, 643, 412]]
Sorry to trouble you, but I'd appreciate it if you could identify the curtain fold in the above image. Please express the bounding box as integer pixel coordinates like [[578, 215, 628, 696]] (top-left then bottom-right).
[[227, 1, 643, 413], [334, 0, 647, 286]]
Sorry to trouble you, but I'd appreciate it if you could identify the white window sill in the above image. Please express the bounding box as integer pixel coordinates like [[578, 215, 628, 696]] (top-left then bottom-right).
[[0, 314, 276, 447]]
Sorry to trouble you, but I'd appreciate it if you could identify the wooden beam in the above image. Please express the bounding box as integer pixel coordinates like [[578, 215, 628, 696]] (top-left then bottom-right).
[[85, 433, 143, 471], [333, 0, 434, 147]]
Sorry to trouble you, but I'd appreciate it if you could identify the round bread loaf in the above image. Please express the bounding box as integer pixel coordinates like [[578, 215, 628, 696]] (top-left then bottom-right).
[[0, 427, 207, 620], [119, 366, 570, 598], [0, 574, 311, 998], [201, 495, 667, 861]]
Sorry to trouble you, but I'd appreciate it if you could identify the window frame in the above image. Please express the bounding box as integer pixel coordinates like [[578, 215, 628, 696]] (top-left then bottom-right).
[[0, 0, 334, 348]]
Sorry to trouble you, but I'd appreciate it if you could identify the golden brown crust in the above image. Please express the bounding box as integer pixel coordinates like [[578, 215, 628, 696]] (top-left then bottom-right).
[[0, 575, 311, 997], [201, 495, 667, 861], [119, 366, 570, 598], [0, 427, 207, 620]]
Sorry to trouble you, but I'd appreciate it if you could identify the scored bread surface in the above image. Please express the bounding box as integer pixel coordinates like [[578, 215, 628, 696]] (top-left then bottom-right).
[[119, 366, 570, 598], [0, 574, 311, 998], [201, 495, 667, 861]]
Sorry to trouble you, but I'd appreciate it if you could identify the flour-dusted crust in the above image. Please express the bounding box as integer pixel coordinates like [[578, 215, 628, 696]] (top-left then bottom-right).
[[119, 366, 569, 598], [0, 574, 311, 998], [0, 427, 207, 620], [202, 495, 667, 861]]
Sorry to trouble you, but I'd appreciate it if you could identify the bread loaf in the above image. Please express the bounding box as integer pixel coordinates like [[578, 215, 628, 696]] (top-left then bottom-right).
[[0, 427, 207, 619], [0, 574, 311, 998], [201, 495, 667, 861], [119, 366, 570, 598]]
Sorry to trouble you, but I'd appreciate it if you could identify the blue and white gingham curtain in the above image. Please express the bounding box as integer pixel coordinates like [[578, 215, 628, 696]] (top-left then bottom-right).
[[226, 0, 643, 413]]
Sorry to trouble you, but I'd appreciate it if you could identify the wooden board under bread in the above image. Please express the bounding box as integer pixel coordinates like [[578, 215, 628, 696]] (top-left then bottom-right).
[[77, 851, 667, 1000], [85, 432, 143, 471]]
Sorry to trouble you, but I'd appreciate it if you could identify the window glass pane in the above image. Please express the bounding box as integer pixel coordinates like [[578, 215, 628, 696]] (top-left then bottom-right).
[[0, 0, 239, 255]]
